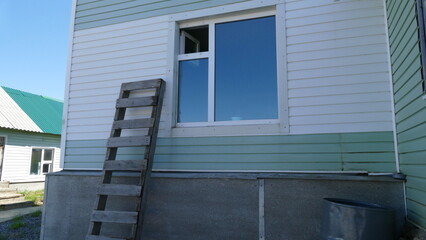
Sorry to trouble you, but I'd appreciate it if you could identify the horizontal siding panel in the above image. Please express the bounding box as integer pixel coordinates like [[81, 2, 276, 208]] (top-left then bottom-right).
[[289, 82, 390, 98], [72, 52, 166, 71], [287, 25, 386, 45], [288, 63, 389, 80], [70, 59, 166, 77], [69, 68, 166, 85], [287, 17, 385, 36], [75, 0, 249, 30], [395, 98, 426, 126], [406, 176, 426, 192], [394, 73, 423, 112], [72, 37, 168, 57], [73, 23, 168, 48], [290, 112, 391, 126], [406, 187, 426, 206], [72, 45, 167, 64], [64, 131, 394, 171], [288, 93, 391, 107], [76, 0, 162, 12], [343, 163, 395, 172], [286, 0, 382, 19], [286, 7, 383, 28], [153, 162, 342, 171], [288, 73, 390, 89], [400, 165, 426, 179], [290, 102, 391, 116], [288, 35, 386, 53], [288, 53, 388, 71], [406, 201, 426, 224], [287, 44, 388, 62], [155, 153, 341, 163], [290, 122, 393, 135], [342, 152, 395, 163], [400, 151, 426, 165], [398, 137, 426, 153], [156, 144, 342, 154]]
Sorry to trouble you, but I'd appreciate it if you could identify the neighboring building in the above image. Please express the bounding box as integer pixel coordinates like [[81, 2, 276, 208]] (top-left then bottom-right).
[[41, 0, 426, 239], [0, 86, 62, 190]]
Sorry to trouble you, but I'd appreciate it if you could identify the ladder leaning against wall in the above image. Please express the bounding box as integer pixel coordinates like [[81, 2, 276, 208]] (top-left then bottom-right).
[[86, 79, 165, 240]]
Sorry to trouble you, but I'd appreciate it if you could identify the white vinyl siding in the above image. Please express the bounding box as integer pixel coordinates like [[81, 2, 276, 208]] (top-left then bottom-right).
[[64, 0, 392, 143], [285, 0, 393, 134]]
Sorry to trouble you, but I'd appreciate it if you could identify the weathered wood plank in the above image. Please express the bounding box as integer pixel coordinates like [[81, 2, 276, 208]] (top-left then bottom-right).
[[91, 211, 138, 224], [103, 159, 147, 171], [86, 235, 126, 240], [112, 118, 154, 129], [97, 184, 142, 197], [107, 136, 150, 147], [121, 79, 162, 91], [116, 96, 157, 108]]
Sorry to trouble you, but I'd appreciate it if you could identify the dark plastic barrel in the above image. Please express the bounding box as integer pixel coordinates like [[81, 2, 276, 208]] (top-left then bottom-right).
[[322, 198, 396, 240]]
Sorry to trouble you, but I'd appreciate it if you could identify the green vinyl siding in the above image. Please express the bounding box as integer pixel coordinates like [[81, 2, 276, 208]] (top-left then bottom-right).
[[64, 132, 396, 172], [387, 0, 426, 229], [75, 0, 250, 30], [0, 128, 60, 148]]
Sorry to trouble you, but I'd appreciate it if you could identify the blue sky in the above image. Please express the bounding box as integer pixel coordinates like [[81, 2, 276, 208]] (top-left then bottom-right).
[[0, 0, 72, 100]]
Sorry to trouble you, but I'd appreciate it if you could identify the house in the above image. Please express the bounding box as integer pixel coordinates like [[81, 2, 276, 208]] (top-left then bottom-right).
[[41, 0, 426, 239], [0, 86, 62, 190]]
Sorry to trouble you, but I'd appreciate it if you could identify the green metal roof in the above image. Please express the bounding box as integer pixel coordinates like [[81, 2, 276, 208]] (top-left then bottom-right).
[[2, 86, 63, 135]]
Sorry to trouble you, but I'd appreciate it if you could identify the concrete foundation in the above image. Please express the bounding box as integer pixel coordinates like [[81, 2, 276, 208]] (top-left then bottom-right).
[[41, 171, 405, 240]]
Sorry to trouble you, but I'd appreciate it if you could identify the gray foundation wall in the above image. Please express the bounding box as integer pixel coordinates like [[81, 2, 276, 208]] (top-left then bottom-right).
[[41, 171, 406, 240]]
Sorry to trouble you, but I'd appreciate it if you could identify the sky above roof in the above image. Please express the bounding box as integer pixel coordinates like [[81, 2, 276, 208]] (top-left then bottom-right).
[[0, 0, 72, 100]]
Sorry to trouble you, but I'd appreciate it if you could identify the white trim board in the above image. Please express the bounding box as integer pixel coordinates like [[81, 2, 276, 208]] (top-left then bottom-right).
[[61, 0, 78, 169]]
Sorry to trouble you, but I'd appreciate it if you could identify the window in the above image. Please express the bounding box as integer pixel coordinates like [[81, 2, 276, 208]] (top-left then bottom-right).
[[177, 13, 278, 125], [417, 0, 426, 91], [30, 148, 53, 175]]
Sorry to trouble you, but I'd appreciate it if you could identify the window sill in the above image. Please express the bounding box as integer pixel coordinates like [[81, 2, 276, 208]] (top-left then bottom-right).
[[168, 123, 287, 137]]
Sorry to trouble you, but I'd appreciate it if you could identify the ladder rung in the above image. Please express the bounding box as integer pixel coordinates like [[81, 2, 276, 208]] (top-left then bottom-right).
[[103, 160, 147, 171], [107, 136, 150, 147], [116, 96, 157, 108], [112, 118, 154, 130], [86, 235, 126, 240], [98, 184, 141, 197], [91, 211, 138, 224], [121, 79, 162, 91]]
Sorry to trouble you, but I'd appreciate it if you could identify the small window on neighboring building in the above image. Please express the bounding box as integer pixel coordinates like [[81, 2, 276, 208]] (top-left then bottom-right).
[[30, 148, 54, 175], [416, 0, 426, 91]]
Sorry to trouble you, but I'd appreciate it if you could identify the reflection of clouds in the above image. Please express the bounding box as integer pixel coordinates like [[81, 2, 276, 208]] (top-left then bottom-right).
[[188, 59, 201, 67]]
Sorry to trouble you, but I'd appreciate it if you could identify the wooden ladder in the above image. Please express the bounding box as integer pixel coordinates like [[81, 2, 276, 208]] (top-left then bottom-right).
[[86, 79, 165, 240]]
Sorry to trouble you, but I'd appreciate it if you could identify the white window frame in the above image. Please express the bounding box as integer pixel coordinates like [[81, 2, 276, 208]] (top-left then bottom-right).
[[0, 135, 6, 181], [29, 148, 54, 175], [165, 1, 288, 137]]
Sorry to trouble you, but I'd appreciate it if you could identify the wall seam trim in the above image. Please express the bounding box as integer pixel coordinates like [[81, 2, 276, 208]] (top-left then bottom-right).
[[259, 179, 265, 240]]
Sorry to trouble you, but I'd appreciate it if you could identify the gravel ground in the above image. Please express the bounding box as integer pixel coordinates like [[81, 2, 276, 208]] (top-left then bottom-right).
[[0, 212, 41, 240]]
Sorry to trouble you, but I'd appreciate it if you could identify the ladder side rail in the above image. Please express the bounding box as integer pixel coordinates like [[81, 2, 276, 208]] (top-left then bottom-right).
[[135, 80, 165, 239]]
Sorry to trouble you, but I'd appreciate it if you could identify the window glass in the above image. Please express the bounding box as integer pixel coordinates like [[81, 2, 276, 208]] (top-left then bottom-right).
[[181, 26, 208, 54], [30, 149, 42, 175], [215, 16, 278, 121], [44, 149, 53, 161], [178, 59, 208, 122]]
